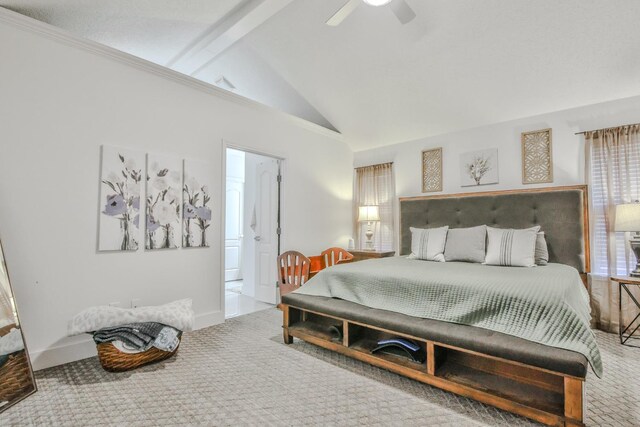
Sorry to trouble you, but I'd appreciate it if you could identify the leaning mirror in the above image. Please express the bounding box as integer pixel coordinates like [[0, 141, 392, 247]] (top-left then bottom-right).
[[0, 237, 36, 412]]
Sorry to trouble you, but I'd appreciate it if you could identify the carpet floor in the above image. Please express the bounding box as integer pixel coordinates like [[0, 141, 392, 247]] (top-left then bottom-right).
[[3, 308, 639, 426]]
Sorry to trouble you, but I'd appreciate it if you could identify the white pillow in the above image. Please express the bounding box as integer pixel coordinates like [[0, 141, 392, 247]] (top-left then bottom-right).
[[409, 226, 449, 262], [485, 226, 540, 267]]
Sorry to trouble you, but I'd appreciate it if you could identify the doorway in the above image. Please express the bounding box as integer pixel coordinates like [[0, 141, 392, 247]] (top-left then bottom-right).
[[224, 147, 281, 319]]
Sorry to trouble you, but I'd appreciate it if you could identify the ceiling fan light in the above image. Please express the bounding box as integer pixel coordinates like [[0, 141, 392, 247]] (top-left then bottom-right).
[[363, 0, 393, 6]]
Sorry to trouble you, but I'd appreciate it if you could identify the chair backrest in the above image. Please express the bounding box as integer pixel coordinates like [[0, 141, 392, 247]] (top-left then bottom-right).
[[321, 247, 354, 268], [278, 251, 311, 297]]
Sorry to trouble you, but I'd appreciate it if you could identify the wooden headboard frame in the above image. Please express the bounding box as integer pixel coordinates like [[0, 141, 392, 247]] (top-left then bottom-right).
[[398, 185, 590, 275]]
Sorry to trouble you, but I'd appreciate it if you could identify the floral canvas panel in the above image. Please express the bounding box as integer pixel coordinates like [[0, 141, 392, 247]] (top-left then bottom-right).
[[183, 159, 213, 248], [146, 153, 182, 250], [98, 146, 144, 251], [460, 148, 499, 187]]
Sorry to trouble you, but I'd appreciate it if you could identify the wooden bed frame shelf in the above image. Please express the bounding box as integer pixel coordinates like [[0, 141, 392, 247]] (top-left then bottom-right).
[[282, 304, 585, 427]]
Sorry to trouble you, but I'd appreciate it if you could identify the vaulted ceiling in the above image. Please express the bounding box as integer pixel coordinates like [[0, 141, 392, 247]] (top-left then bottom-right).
[[3, 0, 640, 150]]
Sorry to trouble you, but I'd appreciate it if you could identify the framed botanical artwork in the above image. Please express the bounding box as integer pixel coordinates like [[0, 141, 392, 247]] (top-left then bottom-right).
[[422, 147, 443, 192], [522, 128, 553, 184], [98, 145, 144, 251], [183, 159, 213, 248], [460, 148, 499, 187], [146, 153, 182, 250]]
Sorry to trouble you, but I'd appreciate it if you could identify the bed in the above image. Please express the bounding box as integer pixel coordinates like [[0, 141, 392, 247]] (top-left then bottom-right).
[[280, 185, 595, 426]]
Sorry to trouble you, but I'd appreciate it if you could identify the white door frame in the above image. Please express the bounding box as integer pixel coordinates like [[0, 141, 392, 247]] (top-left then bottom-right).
[[220, 140, 286, 315]]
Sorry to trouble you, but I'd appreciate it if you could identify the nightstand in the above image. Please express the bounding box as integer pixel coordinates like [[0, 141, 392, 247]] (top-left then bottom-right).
[[350, 250, 395, 262], [610, 276, 640, 347]]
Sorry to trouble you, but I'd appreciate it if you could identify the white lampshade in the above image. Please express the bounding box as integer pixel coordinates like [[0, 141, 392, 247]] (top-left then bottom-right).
[[615, 203, 640, 232], [363, 0, 393, 6], [358, 205, 380, 222]]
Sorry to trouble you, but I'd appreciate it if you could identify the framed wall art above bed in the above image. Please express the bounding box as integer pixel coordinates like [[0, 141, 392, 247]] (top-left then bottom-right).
[[522, 128, 553, 184], [421, 147, 442, 193], [459, 148, 499, 187]]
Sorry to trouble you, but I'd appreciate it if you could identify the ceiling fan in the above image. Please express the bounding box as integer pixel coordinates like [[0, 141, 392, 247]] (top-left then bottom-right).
[[326, 0, 416, 27]]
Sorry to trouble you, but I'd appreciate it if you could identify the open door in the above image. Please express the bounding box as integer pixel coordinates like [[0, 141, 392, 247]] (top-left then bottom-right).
[[254, 158, 280, 304]]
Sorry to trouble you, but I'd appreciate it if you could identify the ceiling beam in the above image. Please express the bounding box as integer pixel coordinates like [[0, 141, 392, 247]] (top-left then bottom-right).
[[167, 0, 294, 77]]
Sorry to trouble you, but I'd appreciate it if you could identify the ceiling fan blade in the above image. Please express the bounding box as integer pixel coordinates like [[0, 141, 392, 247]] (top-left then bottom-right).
[[390, 0, 416, 25], [326, 0, 361, 26]]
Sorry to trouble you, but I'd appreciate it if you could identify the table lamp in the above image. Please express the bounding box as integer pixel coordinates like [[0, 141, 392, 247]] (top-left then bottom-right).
[[358, 205, 380, 251], [615, 202, 640, 277]]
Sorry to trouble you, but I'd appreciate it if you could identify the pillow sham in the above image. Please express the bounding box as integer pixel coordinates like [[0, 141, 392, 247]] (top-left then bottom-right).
[[485, 226, 540, 267], [535, 232, 549, 266], [409, 226, 449, 262], [444, 225, 487, 263]]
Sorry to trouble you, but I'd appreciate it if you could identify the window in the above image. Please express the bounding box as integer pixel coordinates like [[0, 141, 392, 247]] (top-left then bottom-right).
[[353, 163, 395, 251], [589, 125, 640, 277]]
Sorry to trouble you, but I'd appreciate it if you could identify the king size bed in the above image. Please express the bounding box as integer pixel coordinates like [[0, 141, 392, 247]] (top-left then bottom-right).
[[280, 185, 598, 426]]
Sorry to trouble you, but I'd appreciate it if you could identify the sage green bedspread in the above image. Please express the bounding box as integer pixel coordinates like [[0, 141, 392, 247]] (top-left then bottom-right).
[[294, 257, 602, 377]]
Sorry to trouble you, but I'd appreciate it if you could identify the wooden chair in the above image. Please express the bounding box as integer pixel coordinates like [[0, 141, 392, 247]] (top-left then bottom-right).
[[278, 251, 311, 297], [321, 247, 354, 268], [308, 247, 354, 280]]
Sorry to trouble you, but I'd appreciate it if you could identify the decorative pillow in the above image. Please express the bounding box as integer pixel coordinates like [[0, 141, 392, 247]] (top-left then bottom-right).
[[535, 232, 549, 266], [485, 226, 541, 267], [444, 225, 487, 263], [409, 226, 449, 262]]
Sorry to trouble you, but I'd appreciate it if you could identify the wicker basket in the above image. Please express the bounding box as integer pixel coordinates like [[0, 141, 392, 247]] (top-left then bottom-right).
[[96, 333, 182, 372], [0, 324, 35, 403]]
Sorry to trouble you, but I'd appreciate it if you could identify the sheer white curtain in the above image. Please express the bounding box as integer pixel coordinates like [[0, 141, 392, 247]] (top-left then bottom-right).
[[353, 163, 395, 251], [587, 124, 640, 332]]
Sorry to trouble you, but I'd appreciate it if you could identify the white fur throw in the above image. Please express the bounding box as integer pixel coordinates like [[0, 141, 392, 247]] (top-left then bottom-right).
[[68, 299, 195, 336]]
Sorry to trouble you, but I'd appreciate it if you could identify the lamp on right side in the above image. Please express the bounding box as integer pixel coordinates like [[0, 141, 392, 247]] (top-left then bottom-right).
[[615, 202, 640, 277]]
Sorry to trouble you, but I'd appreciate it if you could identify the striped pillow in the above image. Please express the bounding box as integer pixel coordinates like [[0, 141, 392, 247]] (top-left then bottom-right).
[[408, 226, 449, 262], [485, 226, 540, 267]]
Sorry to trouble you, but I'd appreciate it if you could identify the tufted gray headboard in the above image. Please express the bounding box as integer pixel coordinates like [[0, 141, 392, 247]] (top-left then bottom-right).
[[399, 186, 590, 273]]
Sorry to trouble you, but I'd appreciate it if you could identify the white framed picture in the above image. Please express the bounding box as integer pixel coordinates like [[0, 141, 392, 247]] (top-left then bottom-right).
[[460, 148, 499, 187]]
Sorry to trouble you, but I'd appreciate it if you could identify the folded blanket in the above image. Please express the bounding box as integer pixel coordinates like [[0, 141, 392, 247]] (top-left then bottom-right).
[[0, 328, 24, 356], [93, 322, 166, 351], [106, 326, 180, 353], [153, 326, 180, 352], [68, 299, 194, 336]]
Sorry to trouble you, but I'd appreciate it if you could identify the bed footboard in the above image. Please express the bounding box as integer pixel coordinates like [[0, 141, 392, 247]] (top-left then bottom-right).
[[282, 304, 585, 427]]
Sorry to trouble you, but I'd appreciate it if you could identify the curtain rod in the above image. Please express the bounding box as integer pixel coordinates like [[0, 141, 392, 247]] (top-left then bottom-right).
[[575, 122, 640, 135], [355, 162, 394, 170]]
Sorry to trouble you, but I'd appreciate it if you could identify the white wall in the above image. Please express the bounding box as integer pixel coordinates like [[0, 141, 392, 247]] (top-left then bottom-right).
[[355, 95, 640, 200], [0, 12, 353, 369]]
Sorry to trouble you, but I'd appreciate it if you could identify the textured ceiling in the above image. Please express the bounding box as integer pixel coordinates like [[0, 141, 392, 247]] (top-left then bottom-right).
[[3, 0, 640, 150], [1, 0, 244, 64]]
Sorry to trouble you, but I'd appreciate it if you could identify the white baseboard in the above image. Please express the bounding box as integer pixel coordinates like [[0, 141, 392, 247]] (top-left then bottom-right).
[[30, 310, 224, 371], [194, 310, 225, 330]]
